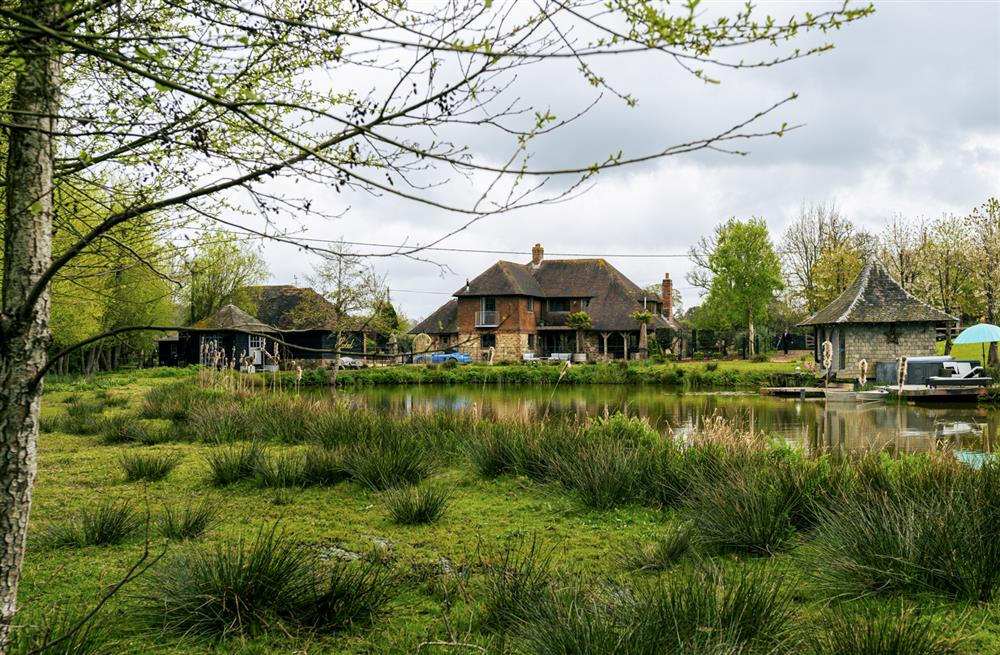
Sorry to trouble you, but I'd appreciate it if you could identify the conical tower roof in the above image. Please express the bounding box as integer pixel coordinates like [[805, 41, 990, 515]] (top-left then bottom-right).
[[799, 260, 956, 326]]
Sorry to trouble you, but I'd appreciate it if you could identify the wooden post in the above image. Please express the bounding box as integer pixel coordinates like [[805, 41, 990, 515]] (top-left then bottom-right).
[[620, 332, 629, 360], [601, 332, 610, 359]]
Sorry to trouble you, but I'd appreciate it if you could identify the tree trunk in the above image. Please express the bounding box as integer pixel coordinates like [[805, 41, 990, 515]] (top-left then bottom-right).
[[0, 1, 62, 646], [747, 307, 756, 358]]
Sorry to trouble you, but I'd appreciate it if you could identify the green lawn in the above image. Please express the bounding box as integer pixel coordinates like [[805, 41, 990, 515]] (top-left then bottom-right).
[[937, 340, 991, 362], [17, 369, 1000, 654]]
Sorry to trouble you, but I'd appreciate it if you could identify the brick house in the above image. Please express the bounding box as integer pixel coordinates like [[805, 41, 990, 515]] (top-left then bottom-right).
[[799, 260, 956, 377], [410, 244, 679, 360]]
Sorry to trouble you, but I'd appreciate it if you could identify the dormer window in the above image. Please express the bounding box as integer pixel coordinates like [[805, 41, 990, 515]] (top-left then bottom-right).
[[581, 298, 590, 310]]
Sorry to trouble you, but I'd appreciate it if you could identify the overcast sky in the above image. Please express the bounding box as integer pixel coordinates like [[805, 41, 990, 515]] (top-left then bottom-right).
[[259, 0, 1000, 322]]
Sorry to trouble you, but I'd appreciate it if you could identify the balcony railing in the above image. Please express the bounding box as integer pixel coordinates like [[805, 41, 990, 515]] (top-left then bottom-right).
[[476, 310, 499, 327]]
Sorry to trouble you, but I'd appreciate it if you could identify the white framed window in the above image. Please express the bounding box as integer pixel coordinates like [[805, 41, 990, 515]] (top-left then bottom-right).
[[527, 297, 534, 312]]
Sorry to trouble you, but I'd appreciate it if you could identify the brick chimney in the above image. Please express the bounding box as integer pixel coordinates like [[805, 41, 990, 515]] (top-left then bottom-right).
[[662, 273, 673, 320], [531, 243, 544, 268]]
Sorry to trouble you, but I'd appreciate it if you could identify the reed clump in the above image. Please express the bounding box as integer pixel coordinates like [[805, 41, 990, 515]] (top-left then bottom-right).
[[380, 485, 450, 525], [119, 450, 181, 482], [142, 525, 394, 637], [480, 536, 555, 631], [159, 498, 220, 541], [617, 523, 695, 572], [805, 602, 961, 655], [809, 458, 1000, 601], [342, 427, 435, 490], [518, 563, 794, 655], [41, 500, 140, 548], [205, 441, 265, 486]]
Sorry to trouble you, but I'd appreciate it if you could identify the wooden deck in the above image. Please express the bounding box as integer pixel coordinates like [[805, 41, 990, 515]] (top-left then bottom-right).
[[759, 386, 827, 398]]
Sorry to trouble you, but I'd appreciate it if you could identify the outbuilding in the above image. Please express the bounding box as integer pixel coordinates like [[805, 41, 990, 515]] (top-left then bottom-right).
[[798, 260, 957, 378]]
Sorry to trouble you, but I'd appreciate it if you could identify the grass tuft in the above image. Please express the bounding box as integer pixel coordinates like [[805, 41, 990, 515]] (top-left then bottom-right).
[[481, 536, 554, 631], [380, 485, 450, 525], [205, 441, 264, 486], [617, 523, 695, 572], [143, 524, 393, 636], [342, 430, 434, 490], [42, 500, 140, 548], [806, 603, 960, 655], [159, 498, 219, 541], [119, 450, 180, 482]]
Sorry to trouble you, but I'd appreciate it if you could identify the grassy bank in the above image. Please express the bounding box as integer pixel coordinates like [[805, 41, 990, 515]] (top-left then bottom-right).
[[333, 358, 814, 389], [18, 370, 1000, 653]]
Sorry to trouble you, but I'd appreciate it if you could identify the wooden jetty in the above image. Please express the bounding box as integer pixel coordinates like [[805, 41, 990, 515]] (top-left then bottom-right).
[[760, 386, 827, 398]]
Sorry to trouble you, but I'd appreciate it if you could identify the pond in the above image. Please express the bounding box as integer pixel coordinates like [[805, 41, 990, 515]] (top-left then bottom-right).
[[337, 385, 998, 458]]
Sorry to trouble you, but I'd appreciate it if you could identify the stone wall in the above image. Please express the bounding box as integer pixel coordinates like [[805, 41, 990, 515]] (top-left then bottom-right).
[[456, 332, 529, 361], [819, 322, 937, 377]]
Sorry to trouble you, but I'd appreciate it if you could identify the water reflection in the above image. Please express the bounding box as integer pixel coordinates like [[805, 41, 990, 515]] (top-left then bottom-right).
[[335, 385, 995, 457]]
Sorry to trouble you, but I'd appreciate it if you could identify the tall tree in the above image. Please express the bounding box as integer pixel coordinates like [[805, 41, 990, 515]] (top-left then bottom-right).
[[879, 213, 930, 295], [0, 0, 871, 644], [780, 200, 855, 312], [181, 231, 268, 325], [925, 214, 972, 354], [966, 198, 1000, 364], [689, 218, 784, 357], [306, 243, 388, 383], [809, 241, 865, 310]]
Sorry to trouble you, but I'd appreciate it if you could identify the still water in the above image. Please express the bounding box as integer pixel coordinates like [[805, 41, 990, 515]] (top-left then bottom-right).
[[338, 385, 997, 457]]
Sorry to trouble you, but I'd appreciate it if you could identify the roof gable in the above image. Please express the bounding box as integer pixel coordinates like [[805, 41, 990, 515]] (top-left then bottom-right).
[[190, 304, 272, 331], [243, 285, 341, 331], [800, 260, 956, 326], [454, 261, 544, 297], [410, 298, 459, 335]]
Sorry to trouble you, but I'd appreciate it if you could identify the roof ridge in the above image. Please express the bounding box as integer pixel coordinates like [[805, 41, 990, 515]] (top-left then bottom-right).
[[874, 259, 958, 321], [835, 259, 873, 323]]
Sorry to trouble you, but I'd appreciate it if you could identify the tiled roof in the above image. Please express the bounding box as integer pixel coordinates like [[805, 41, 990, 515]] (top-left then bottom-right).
[[410, 298, 458, 335], [422, 256, 677, 333], [799, 260, 956, 326], [454, 262, 544, 297], [247, 285, 341, 331], [190, 304, 273, 332]]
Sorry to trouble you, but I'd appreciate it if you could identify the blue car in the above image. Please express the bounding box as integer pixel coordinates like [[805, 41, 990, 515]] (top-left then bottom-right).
[[413, 351, 472, 364]]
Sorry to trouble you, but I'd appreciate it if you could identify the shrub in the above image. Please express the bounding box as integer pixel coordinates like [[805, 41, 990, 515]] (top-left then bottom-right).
[[380, 485, 450, 525], [42, 500, 140, 548], [342, 431, 434, 490], [805, 603, 959, 655], [143, 525, 393, 636], [481, 536, 554, 631], [617, 524, 695, 572], [160, 499, 220, 541], [705, 361, 719, 372], [119, 450, 181, 482], [205, 441, 265, 486]]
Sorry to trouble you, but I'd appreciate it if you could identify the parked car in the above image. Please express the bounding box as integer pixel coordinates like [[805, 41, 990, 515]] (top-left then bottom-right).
[[413, 351, 473, 364]]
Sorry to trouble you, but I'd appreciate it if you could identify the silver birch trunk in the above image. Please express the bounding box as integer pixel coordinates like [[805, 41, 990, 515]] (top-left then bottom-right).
[[0, 1, 61, 647]]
